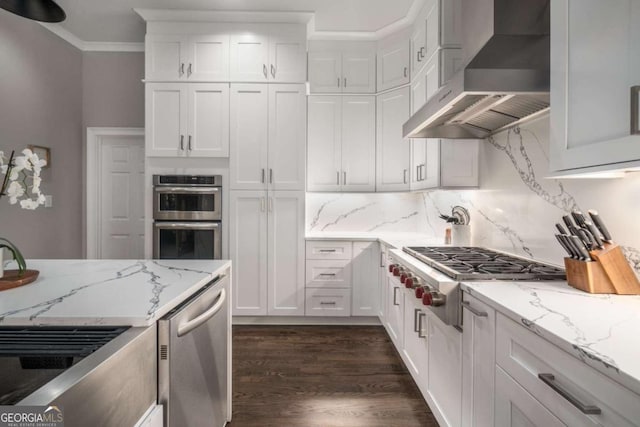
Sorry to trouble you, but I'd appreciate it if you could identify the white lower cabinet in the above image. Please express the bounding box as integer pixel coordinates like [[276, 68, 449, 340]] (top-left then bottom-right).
[[305, 288, 351, 316], [385, 271, 404, 348], [230, 190, 304, 316], [495, 365, 564, 427], [378, 244, 390, 321], [351, 241, 379, 316], [461, 292, 496, 427], [402, 293, 428, 380]]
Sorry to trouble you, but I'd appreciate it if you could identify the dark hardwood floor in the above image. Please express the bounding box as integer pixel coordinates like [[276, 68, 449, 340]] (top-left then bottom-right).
[[229, 325, 439, 427]]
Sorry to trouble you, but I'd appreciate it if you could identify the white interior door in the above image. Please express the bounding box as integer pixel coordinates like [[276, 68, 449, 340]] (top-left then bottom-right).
[[97, 134, 145, 259]]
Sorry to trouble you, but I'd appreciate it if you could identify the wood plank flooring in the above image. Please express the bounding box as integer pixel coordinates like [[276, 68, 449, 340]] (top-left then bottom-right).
[[229, 325, 439, 427]]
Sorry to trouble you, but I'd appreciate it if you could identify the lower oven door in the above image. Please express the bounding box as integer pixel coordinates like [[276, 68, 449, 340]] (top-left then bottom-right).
[[154, 222, 222, 259]]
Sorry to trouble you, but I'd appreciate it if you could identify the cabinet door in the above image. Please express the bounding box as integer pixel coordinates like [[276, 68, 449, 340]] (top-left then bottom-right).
[[550, 0, 640, 172], [423, 139, 441, 189], [230, 34, 270, 82], [495, 366, 564, 427], [145, 83, 187, 157], [342, 51, 377, 93], [385, 274, 404, 348], [377, 40, 410, 92], [230, 84, 269, 189], [411, 65, 428, 113], [378, 245, 388, 321], [411, 23, 427, 77], [422, 0, 441, 63], [440, 139, 479, 187], [462, 293, 496, 427], [187, 83, 229, 157], [268, 85, 306, 190], [307, 96, 342, 191], [268, 30, 306, 83], [230, 191, 268, 316], [308, 51, 342, 93], [351, 241, 379, 316], [268, 191, 305, 316], [376, 87, 411, 191], [341, 96, 376, 192], [427, 312, 462, 427], [410, 139, 426, 190], [403, 296, 427, 380], [145, 34, 187, 81], [188, 35, 230, 81]]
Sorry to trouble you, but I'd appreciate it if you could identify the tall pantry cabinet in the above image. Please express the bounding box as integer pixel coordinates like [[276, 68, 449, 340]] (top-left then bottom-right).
[[142, 18, 307, 317]]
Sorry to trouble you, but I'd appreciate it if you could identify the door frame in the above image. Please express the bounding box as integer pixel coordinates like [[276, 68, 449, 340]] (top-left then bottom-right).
[[86, 127, 145, 259]]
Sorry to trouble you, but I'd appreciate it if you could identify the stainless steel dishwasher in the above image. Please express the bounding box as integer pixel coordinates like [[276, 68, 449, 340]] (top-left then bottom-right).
[[158, 273, 230, 427]]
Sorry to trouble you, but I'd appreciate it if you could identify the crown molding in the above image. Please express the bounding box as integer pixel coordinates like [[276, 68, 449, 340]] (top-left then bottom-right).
[[134, 8, 314, 24], [39, 23, 144, 52], [307, 0, 425, 41], [41, 0, 424, 51]]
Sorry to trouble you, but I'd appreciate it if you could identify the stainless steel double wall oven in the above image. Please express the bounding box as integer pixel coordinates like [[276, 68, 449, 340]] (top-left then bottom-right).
[[153, 175, 222, 259]]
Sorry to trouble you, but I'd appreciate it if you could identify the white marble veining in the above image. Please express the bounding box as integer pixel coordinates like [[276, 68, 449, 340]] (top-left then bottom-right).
[[0, 259, 231, 327], [461, 280, 640, 396]]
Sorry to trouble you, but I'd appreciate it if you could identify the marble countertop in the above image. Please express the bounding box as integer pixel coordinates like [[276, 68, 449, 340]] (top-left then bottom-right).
[[305, 231, 443, 249], [461, 280, 640, 396], [0, 259, 231, 327]]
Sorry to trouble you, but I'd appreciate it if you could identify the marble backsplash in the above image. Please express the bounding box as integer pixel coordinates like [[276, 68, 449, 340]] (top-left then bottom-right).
[[306, 115, 640, 273]]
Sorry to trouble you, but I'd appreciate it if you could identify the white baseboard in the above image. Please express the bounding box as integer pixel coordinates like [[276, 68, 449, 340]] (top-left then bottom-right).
[[232, 316, 381, 326]]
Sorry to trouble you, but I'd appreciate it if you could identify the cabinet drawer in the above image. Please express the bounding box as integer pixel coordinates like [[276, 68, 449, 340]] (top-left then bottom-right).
[[305, 288, 351, 316], [305, 260, 352, 288], [496, 314, 640, 427], [306, 241, 352, 260]]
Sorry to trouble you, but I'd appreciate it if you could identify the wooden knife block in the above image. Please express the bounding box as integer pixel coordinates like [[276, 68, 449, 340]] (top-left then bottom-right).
[[564, 243, 640, 295]]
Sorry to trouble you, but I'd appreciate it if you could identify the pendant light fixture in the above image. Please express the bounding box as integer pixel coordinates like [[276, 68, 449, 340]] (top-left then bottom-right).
[[0, 0, 66, 23]]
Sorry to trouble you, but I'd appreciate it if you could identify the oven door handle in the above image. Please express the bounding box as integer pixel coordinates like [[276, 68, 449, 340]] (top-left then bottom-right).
[[177, 287, 226, 337], [154, 222, 220, 230], [154, 187, 220, 194]]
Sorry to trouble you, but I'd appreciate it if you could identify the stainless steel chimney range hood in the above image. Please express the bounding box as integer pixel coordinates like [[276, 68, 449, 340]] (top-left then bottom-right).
[[403, 0, 551, 139]]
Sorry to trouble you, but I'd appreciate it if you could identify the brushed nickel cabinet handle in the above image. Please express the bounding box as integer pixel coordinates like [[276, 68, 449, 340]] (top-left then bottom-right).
[[271, 64, 276, 78], [269, 169, 273, 184], [188, 135, 192, 151], [320, 301, 337, 305], [319, 273, 337, 277], [336, 171, 340, 185], [180, 135, 184, 150], [538, 374, 601, 415], [261, 168, 265, 184], [417, 51, 422, 62], [188, 63, 192, 76], [631, 86, 640, 135], [404, 67, 408, 78], [344, 77, 347, 87], [414, 308, 421, 332], [319, 249, 337, 253], [180, 63, 185, 76], [263, 64, 268, 79], [343, 171, 346, 185], [337, 77, 340, 88], [461, 300, 488, 317], [418, 312, 427, 338], [403, 169, 408, 184], [380, 251, 385, 267], [393, 287, 400, 306]]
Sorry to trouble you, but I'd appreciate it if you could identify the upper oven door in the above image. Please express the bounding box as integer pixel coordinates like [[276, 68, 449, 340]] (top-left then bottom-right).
[[153, 187, 222, 221]]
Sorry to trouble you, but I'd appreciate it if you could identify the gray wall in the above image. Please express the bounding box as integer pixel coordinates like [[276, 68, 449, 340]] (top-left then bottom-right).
[[82, 52, 144, 128], [0, 13, 83, 259]]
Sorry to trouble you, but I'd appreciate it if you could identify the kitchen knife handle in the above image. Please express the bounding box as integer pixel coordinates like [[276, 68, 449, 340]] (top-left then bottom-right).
[[583, 220, 604, 248], [555, 235, 574, 258], [562, 215, 576, 233], [560, 235, 578, 258], [588, 210, 612, 241], [569, 235, 591, 261], [571, 211, 586, 227], [576, 229, 594, 251], [555, 223, 568, 235]]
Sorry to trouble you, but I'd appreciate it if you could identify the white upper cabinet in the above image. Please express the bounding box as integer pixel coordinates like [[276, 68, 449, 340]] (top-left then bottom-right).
[[230, 34, 270, 82], [550, 0, 640, 174], [268, 84, 307, 190], [417, 0, 462, 64], [230, 84, 269, 189], [376, 86, 411, 192], [230, 27, 306, 83], [307, 96, 376, 192], [308, 51, 342, 93], [230, 84, 306, 190], [342, 51, 377, 93], [377, 39, 410, 92], [307, 96, 343, 191], [146, 83, 229, 157], [308, 42, 377, 94], [146, 34, 230, 82]]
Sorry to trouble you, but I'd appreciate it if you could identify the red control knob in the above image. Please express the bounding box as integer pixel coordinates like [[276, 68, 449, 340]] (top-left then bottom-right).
[[422, 292, 433, 306], [415, 286, 424, 299], [405, 277, 414, 288], [400, 273, 409, 283], [392, 267, 401, 276], [388, 264, 396, 273]]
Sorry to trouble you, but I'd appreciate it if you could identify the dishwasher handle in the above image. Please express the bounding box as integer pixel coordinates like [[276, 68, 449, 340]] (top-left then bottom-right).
[[177, 288, 226, 337]]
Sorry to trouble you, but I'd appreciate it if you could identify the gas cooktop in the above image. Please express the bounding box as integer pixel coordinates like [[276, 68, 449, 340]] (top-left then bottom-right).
[[403, 246, 566, 281]]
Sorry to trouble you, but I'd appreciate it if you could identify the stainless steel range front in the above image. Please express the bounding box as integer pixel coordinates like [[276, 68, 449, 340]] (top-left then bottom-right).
[[389, 246, 566, 330]]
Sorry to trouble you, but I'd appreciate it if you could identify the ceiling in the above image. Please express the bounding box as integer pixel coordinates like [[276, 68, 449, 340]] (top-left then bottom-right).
[[52, 0, 416, 43]]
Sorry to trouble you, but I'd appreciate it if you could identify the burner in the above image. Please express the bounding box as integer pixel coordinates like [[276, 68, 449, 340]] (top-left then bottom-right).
[[402, 246, 566, 281]]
